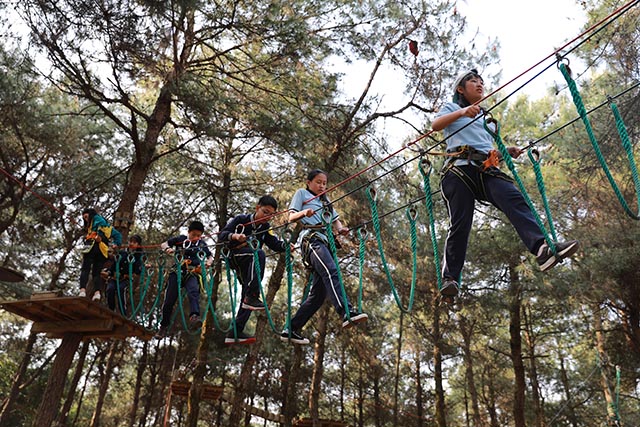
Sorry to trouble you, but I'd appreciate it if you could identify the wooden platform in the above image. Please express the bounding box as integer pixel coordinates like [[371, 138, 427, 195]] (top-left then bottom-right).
[[170, 381, 224, 401], [293, 419, 349, 427], [0, 294, 154, 340]]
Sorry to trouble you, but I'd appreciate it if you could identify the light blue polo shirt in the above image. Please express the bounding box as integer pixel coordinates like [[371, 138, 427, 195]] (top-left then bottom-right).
[[289, 188, 339, 244], [436, 102, 495, 166]]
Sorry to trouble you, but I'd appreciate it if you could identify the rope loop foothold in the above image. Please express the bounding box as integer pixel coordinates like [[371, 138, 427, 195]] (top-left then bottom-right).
[[528, 148, 541, 164], [407, 206, 418, 221], [419, 156, 432, 174], [321, 208, 333, 225], [555, 54, 570, 72], [248, 236, 260, 250], [357, 226, 368, 241], [367, 186, 378, 202], [281, 228, 293, 244], [221, 246, 230, 259], [235, 224, 245, 236]]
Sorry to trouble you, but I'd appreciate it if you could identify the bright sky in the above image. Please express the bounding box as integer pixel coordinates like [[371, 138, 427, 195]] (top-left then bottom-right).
[[458, 0, 587, 98]]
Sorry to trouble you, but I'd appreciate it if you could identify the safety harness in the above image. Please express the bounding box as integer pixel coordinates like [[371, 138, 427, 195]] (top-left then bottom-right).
[[442, 145, 514, 201]]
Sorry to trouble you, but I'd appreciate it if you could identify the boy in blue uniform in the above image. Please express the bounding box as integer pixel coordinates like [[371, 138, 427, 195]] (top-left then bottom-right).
[[218, 195, 289, 345], [103, 234, 144, 316], [431, 69, 580, 302], [157, 221, 212, 337], [79, 208, 122, 301]]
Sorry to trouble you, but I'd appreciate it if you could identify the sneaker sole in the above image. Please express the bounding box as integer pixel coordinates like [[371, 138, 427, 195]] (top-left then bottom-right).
[[440, 283, 459, 297], [539, 241, 580, 272], [557, 241, 580, 258], [225, 337, 256, 345], [241, 303, 266, 311], [279, 336, 310, 345], [342, 314, 368, 329], [539, 255, 559, 272]]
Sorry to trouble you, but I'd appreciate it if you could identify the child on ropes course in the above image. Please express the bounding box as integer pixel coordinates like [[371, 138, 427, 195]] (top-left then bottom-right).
[[103, 234, 144, 316], [157, 220, 213, 337], [282, 169, 368, 345], [79, 208, 122, 301], [431, 68, 580, 301], [218, 195, 291, 345]]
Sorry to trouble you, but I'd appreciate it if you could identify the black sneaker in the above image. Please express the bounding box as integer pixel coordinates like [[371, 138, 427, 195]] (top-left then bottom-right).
[[440, 278, 460, 297], [280, 329, 309, 345], [189, 314, 203, 329], [342, 312, 368, 329], [536, 240, 580, 272], [225, 331, 256, 345], [242, 296, 266, 311]]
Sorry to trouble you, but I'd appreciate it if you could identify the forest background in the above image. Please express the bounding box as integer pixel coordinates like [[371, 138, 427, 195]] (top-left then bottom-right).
[[0, 0, 639, 426]]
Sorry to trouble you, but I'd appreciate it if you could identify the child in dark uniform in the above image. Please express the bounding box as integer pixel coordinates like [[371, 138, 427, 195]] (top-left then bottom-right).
[[218, 195, 289, 345], [282, 169, 368, 345], [157, 221, 212, 337]]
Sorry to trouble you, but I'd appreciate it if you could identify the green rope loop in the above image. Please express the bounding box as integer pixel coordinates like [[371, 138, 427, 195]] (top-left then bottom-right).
[[249, 237, 280, 334], [482, 117, 557, 254], [356, 227, 368, 313], [417, 157, 443, 290], [322, 207, 352, 319], [527, 149, 559, 243], [559, 62, 640, 220], [282, 229, 295, 336], [364, 186, 417, 312]]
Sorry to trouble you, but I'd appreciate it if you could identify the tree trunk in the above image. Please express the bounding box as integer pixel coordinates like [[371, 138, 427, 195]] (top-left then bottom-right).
[[522, 306, 545, 427], [415, 346, 424, 427], [229, 251, 286, 426], [56, 340, 90, 426], [0, 330, 38, 425], [283, 346, 304, 427], [139, 341, 162, 427], [483, 363, 499, 427], [393, 311, 403, 426], [433, 297, 447, 427], [593, 303, 622, 426], [128, 341, 149, 427], [508, 266, 526, 427], [309, 306, 329, 426], [372, 369, 384, 427], [91, 341, 121, 427], [558, 355, 580, 427], [33, 332, 82, 427], [459, 315, 483, 427]]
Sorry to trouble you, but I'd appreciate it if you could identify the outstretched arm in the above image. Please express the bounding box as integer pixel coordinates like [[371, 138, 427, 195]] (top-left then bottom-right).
[[432, 104, 482, 131]]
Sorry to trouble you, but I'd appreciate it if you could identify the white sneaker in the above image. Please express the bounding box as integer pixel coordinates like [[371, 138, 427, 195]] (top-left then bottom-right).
[[79, 289, 86, 297], [92, 291, 101, 301]]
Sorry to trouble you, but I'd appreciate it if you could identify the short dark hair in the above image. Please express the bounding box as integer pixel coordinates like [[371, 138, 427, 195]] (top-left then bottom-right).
[[257, 195, 278, 210], [188, 220, 205, 232], [306, 169, 328, 181], [129, 234, 143, 244]]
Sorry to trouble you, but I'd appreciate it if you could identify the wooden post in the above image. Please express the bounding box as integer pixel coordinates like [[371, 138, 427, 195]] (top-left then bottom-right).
[[33, 332, 82, 427]]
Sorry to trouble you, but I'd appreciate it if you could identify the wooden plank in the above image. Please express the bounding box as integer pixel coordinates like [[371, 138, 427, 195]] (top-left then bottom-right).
[[32, 319, 115, 334], [293, 419, 349, 427], [31, 291, 63, 300], [170, 381, 224, 401], [0, 296, 155, 341]]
